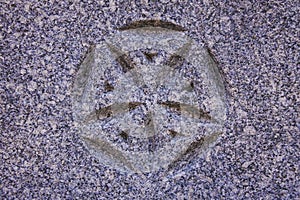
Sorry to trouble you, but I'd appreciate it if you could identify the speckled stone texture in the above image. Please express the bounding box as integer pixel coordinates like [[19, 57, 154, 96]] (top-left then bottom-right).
[[1, 1, 299, 199]]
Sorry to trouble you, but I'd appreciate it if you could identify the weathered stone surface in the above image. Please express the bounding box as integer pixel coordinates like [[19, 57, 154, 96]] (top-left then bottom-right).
[[1, 1, 299, 199]]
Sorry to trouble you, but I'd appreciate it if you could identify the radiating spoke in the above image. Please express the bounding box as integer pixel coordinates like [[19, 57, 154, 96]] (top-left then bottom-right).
[[84, 101, 145, 123], [167, 129, 185, 138], [106, 42, 145, 86], [104, 80, 114, 92], [158, 100, 214, 122], [165, 54, 185, 69], [180, 103, 213, 121], [158, 100, 181, 112], [116, 54, 135, 73], [128, 102, 145, 111], [156, 41, 192, 85], [81, 135, 137, 172], [142, 51, 158, 62]]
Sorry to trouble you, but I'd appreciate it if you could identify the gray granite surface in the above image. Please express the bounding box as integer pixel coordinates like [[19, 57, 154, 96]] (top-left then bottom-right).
[[1, 0, 299, 199]]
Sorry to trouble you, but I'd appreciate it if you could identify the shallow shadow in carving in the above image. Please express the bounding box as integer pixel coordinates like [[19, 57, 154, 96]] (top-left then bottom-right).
[[117, 20, 186, 31]]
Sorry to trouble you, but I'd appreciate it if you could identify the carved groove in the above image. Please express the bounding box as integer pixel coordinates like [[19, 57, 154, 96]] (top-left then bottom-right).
[[117, 20, 186, 31], [143, 51, 158, 62], [117, 54, 135, 73]]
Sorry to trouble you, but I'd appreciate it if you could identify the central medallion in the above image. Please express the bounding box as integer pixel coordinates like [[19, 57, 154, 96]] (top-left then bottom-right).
[[72, 20, 227, 173]]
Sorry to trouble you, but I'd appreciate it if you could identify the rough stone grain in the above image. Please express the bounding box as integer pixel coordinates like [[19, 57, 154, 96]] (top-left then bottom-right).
[[1, 1, 299, 199]]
